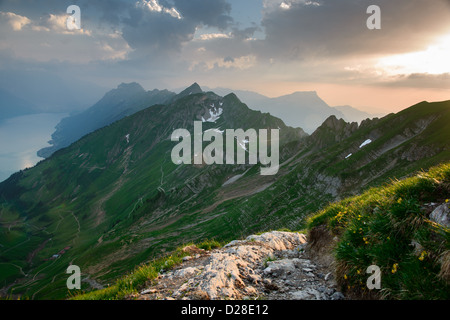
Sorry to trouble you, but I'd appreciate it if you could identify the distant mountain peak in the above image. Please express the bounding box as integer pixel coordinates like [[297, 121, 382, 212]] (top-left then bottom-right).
[[224, 92, 240, 102], [323, 115, 344, 128], [171, 82, 203, 102], [100, 83, 146, 100], [182, 82, 202, 95], [292, 90, 318, 96], [116, 82, 145, 92]]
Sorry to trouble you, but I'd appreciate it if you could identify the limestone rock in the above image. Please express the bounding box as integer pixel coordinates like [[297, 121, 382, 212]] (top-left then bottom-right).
[[137, 231, 343, 301], [430, 204, 450, 228]]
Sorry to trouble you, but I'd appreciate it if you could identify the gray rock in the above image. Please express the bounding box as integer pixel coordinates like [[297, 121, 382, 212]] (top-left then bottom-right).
[[284, 280, 295, 287], [430, 204, 450, 228], [291, 288, 322, 300], [173, 267, 200, 278], [325, 288, 335, 296], [265, 259, 298, 276], [140, 288, 157, 295], [331, 292, 345, 300]]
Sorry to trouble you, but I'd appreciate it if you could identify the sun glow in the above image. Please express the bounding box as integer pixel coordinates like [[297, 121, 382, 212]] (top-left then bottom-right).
[[377, 33, 450, 75]]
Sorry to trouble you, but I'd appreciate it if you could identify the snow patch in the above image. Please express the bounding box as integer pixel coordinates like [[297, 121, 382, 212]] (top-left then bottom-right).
[[345, 153, 352, 159], [205, 128, 225, 135], [237, 138, 249, 151], [125, 134, 130, 143], [202, 103, 224, 123], [359, 139, 372, 149]]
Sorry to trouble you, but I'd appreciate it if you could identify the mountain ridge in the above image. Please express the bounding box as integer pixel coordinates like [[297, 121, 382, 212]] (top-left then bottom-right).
[[204, 86, 382, 133], [37, 83, 176, 158]]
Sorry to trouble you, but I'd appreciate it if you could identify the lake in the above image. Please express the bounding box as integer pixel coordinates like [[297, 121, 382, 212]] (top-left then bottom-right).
[[0, 113, 67, 182]]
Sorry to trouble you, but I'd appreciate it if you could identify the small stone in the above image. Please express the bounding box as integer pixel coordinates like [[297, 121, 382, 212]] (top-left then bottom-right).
[[284, 280, 295, 287], [430, 204, 450, 228], [291, 288, 321, 300], [182, 245, 205, 255], [325, 288, 335, 296], [263, 267, 273, 275], [173, 267, 200, 278], [331, 292, 345, 300], [140, 288, 157, 295]]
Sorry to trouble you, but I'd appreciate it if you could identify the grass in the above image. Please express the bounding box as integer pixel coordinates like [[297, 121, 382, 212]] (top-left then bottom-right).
[[307, 162, 450, 300], [71, 239, 223, 300], [196, 239, 224, 251], [263, 255, 278, 268]]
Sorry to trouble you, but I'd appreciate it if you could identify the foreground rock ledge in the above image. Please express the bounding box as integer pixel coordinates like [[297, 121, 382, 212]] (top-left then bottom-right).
[[136, 231, 344, 300]]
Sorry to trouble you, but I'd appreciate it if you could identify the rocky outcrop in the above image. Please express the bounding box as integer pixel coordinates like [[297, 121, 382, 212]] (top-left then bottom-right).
[[136, 231, 344, 300], [430, 203, 450, 228]]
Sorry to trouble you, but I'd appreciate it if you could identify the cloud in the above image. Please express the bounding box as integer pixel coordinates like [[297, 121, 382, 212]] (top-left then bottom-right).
[[137, 0, 182, 19], [259, 0, 450, 60], [198, 33, 231, 40], [0, 10, 130, 63], [377, 73, 450, 89], [0, 11, 31, 31], [118, 0, 234, 60], [173, 0, 233, 29], [189, 54, 257, 71]]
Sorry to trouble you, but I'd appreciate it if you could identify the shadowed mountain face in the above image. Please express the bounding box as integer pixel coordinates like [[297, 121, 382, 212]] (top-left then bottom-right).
[[333, 105, 382, 124], [37, 83, 176, 158], [0, 69, 105, 115], [0, 88, 37, 121], [0, 84, 449, 299]]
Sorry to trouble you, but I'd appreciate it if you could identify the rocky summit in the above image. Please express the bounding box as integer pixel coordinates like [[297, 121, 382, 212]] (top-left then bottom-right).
[[134, 231, 344, 301]]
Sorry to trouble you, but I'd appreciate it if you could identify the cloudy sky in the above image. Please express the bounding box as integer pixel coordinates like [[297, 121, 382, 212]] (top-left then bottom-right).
[[1, 0, 450, 113]]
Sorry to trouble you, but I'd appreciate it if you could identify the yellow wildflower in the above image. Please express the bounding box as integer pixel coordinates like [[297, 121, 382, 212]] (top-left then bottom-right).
[[391, 263, 399, 274], [419, 251, 427, 261]]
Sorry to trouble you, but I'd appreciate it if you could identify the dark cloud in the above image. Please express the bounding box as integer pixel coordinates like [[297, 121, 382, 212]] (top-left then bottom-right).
[[117, 0, 234, 57], [172, 0, 233, 29], [260, 0, 450, 60], [378, 73, 450, 89], [231, 25, 259, 40], [121, 6, 194, 52]]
